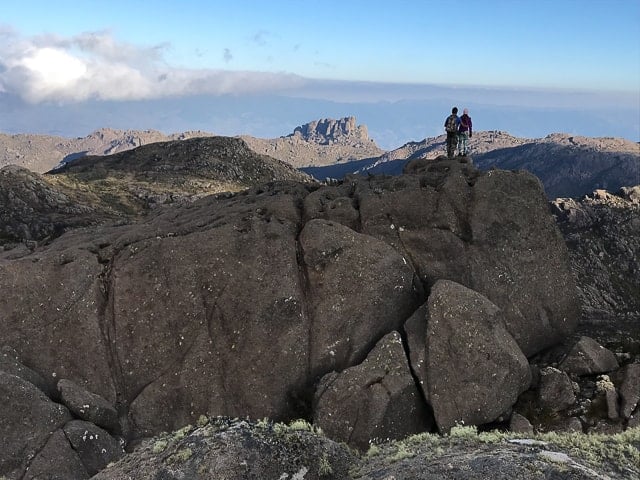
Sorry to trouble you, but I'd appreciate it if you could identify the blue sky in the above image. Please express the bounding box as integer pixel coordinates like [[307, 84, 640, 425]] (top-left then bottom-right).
[[0, 1, 639, 145], [1, 0, 638, 100]]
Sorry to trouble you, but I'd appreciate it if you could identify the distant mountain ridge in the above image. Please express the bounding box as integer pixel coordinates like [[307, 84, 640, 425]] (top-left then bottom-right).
[[303, 131, 640, 198], [1, 120, 638, 198], [0, 117, 381, 173], [473, 133, 640, 197]]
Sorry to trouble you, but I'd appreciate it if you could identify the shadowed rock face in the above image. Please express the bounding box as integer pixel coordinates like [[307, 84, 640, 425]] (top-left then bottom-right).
[[552, 187, 640, 319], [0, 165, 117, 244], [0, 152, 580, 478], [407, 280, 531, 431], [0, 372, 73, 476], [313, 331, 433, 450]]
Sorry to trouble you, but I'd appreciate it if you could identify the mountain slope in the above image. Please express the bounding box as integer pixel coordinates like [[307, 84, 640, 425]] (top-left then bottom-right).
[[0, 136, 313, 245], [304, 132, 639, 198], [2, 124, 638, 198], [49, 135, 313, 203], [0, 128, 216, 173], [473, 134, 640, 198]]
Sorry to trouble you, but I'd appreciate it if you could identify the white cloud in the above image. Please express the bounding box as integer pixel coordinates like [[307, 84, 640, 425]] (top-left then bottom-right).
[[0, 29, 307, 103], [1, 28, 633, 111]]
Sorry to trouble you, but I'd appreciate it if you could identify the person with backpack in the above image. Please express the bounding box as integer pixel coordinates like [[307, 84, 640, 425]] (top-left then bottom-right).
[[444, 107, 460, 158], [458, 108, 473, 156]]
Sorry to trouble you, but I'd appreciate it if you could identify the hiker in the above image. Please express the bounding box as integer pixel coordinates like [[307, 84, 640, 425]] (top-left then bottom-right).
[[444, 107, 460, 158], [458, 108, 473, 156]]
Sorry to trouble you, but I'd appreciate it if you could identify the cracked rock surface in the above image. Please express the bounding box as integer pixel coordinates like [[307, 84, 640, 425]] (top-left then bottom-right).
[[0, 151, 585, 477]]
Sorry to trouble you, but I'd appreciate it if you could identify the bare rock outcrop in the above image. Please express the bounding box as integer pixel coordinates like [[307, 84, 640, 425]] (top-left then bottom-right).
[[242, 116, 384, 168], [0, 136, 313, 247], [23, 430, 90, 480], [57, 379, 120, 433], [616, 363, 640, 419], [0, 151, 583, 477], [537, 367, 576, 412], [0, 165, 115, 245], [92, 418, 358, 480], [62, 420, 124, 476], [292, 116, 369, 144], [559, 336, 619, 376], [0, 353, 125, 479], [300, 219, 421, 377]]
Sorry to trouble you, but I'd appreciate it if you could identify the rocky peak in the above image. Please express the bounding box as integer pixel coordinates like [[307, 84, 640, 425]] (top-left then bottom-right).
[[290, 116, 369, 145], [241, 116, 383, 168]]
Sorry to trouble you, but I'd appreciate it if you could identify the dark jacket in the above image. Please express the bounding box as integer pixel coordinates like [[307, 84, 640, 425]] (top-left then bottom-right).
[[459, 114, 472, 136]]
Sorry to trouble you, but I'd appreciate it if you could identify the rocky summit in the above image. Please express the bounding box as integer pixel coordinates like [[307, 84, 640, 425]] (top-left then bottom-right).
[[241, 116, 385, 168], [0, 141, 638, 479]]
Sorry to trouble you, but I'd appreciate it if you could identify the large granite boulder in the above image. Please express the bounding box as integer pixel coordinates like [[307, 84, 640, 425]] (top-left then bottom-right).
[[307, 157, 579, 356], [559, 336, 619, 376], [0, 157, 580, 469], [300, 219, 421, 376], [0, 365, 126, 479], [63, 420, 124, 476], [537, 367, 576, 412], [405, 280, 531, 431], [313, 332, 432, 450], [615, 363, 640, 420], [57, 379, 120, 433]]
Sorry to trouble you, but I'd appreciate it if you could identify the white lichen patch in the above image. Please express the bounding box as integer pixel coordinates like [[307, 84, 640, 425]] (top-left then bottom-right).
[[596, 375, 615, 393]]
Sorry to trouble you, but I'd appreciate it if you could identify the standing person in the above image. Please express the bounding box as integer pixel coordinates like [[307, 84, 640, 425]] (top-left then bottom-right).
[[458, 108, 473, 156], [444, 107, 460, 158]]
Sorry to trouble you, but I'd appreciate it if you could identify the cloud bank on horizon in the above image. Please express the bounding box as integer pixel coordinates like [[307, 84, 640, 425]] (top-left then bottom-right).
[[0, 26, 637, 108], [0, 29, 313, 103]]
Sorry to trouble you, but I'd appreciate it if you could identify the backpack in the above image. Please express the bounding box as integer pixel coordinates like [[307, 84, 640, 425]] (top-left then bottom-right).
[[445, 115, 458, 133]]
